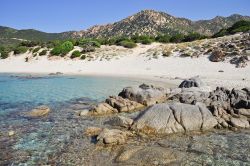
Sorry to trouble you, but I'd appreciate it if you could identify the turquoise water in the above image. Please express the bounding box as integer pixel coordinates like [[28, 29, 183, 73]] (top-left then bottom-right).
[[0, 73, 147, 113], [0, 73, 159, 165]]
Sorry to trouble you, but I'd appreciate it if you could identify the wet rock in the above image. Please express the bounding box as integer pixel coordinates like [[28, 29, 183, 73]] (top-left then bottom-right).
[[97, 128, 131, 145], [106, 96, 144, 112], [230, 117, 249, 128], [118, 84, 168, 106], [178, 76, 205, 88], [85, 127, 102, 136], [89, 103, 118, 115], [132, 102, 217, 135], [209, 50, 225, 62], [26, 105, 51, 117], [106, 115, 133, 128]]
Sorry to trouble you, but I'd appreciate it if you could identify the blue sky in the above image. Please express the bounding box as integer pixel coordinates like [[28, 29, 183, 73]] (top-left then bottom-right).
[[1, 0, 250, 33]]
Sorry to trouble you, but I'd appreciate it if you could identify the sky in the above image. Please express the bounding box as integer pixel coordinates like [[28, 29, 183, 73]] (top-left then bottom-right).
[[1, 0, 250, 33]]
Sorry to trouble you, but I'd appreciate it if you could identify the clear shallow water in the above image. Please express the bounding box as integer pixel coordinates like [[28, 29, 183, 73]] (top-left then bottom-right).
[[0, 73, 149, 113], [0, 73, 162, 165]]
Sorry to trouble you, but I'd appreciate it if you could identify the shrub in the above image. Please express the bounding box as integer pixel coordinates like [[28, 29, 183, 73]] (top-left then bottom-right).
[[170, 34, 185, 43], [0, 46, 10, 59], [50, 41, 74, 56], [155, 34, 171, 43], [14, 46, 28, 54], [183, 33, 207, 42], [70, 50, 81, 58], [77, 39, 101, 48], [39, 50, 47, 56], [33, 47, 41, 53], [81, 45, 95, 53], [119, 40, 137, 48], [20, 41, 40, 47], [81, 54, 86, 60], [132, 35, 154, 44]]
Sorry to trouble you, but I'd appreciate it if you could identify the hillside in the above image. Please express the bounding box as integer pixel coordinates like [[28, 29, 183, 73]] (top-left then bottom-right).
[[75, 10, 250, 38], [0, 10, 250, 45]]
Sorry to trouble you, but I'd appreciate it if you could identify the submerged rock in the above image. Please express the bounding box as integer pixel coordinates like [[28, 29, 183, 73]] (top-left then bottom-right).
[[26, 105, 51, 117], [118, 84, 168, 106], [8, 130, 15, 137], [132, 102, 217, 134], [97, 128, 132, 145]]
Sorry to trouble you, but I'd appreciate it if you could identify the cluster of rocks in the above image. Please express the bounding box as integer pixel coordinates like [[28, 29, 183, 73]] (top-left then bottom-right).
[[83, 77, 249, 146]]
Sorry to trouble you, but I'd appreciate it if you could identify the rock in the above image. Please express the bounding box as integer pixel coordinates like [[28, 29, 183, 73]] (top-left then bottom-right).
[[106, 115, 133, 128], [97, 128, 131, 145], [209, 50, 225, 62], [218, 70, 224, 72], [26, 105, 51, 117], [106, 96, 144, 112], [79, 109, 89, 116], [85, 127, 102, 136], [89, 103, 118, 115], [178, 76, 205, 88], [235, 109, 250, 117], [8, 130, 15, 137], [230, 117, 249, 128], [132, 102, 217, 135], [118, 84, 168, 106]]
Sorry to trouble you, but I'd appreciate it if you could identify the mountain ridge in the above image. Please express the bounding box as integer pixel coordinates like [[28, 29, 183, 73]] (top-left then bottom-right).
[[1, 10, 250, 43]]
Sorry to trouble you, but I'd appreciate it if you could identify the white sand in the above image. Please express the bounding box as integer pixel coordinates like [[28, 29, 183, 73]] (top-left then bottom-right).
[[0, 44, 249, 89]]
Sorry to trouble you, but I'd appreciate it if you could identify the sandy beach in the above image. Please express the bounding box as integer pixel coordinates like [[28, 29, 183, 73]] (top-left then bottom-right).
[[0, 43, 249, 89]]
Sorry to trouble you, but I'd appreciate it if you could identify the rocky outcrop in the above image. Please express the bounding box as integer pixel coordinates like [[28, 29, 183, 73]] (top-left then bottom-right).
[[97, 129, 132, 145], [132, 102, 217, 134], [106, 96, 144, 112], [26, 105, 51, 117], [118, 84, 168, 106], [89, 103, 118, 115], [179, 76, 205, 88], [105, 116, 133, 128]]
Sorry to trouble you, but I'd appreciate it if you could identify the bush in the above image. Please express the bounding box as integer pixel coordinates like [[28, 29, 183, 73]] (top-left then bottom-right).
[[76, 39, 101, 48], [0, 46, 10, 59], [14, 46, 28, 54], [119, 40, 137, 48], [33, 47, 41, 53], [170, 34, 185, 43], [39, 50, 47, 56], [50, 41, 74, 56], [81, 54, 86, 60], [20, 41, 40, 47], [183, 33, 207, 42], [155, 34, 171, 43], [132, 35, 154, 44], [70, 50, 81, 58]]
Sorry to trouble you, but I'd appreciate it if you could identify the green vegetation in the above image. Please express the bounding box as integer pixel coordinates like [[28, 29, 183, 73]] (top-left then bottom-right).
[[70, 50, 81, 58], [213, 20, 250, 37], [131, 35, 154, 44], [13, 46, 28, 54], [39, 50, 47, 56], [51, 41, 74, 56], [81, 54, 86, 60], [155, 34, 171, 43], [183, 33, 207, 42], [32, 47, 41, 53], [0, 46, 11, 59], [170, 34, 185, 43], [119, 40, 137, 48]]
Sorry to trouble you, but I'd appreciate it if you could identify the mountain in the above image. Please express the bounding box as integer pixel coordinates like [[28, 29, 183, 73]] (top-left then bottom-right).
[[1, 10, 250, 45], [74, 10, 250, 38], [0, 26, 74, 46]]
